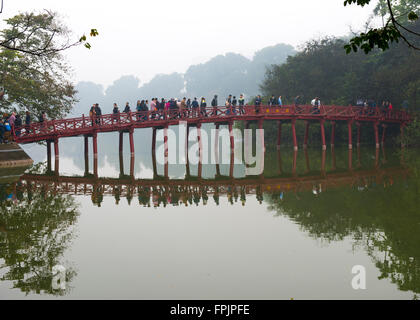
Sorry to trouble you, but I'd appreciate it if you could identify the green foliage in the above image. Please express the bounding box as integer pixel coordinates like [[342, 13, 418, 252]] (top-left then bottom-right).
[[0, 11, 78, 119], [260, 29, 420, 109], [80, 28, 99, 49], [345, 0, 420, 53], [0, 180, 79, 295], [344, 26, 401, 53]]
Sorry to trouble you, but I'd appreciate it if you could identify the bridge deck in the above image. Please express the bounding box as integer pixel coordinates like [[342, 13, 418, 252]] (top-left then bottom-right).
[[14, 105, 410, 144]]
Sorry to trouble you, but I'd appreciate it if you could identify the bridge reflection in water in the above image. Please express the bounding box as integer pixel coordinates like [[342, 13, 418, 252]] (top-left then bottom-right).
[[1, 145, 418, 298], [13, 145, 409, 208]]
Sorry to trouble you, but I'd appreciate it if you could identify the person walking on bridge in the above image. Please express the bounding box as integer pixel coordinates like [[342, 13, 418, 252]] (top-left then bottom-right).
[[294, 95, 300, 107], [232, 96, 237, 114], [192, 98, 199, 118], [278, 96, 283, 107], [255, 95, 262, 114], [186, 98, 191, 118], [226, 95, 233, 115], [159, 98, 166, 119], [150, 98, 157, 120], [200, 97, 207, 117], [311, 97, 320, 114], [8, 112, 15, 128], [388, 101, 393, 117], [238, 94, 245, 115], [112, 103, 119, 124], [14, 114, 22, 137], [211, 95, 218, 116], [94, 103, 102, 125], [180, 97, 187, 119], [124, 102, 131, 113], [25, 111, 31, 134]]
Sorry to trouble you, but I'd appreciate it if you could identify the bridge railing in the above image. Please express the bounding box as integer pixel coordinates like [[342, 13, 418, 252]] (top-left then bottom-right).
[[12, 105, 411, 141]]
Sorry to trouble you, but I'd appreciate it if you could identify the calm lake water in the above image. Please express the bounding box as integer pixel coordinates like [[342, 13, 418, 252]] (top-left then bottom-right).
[[1, 126, 419, 299]]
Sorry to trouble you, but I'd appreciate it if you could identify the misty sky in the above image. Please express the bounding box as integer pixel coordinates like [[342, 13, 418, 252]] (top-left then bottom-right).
[[3, 0, 378, 88]]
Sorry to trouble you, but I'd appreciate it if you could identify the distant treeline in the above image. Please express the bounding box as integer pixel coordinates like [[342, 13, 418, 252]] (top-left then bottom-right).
[[260, 21, 420, 110], [72, 43, 296, 117]]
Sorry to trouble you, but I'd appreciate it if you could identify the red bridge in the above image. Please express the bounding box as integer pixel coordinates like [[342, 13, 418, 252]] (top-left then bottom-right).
[[13, 105, 410, 175]]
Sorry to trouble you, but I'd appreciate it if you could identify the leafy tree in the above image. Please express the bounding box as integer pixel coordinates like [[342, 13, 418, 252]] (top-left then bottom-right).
[[0, 9, 98, 55], [0, 11, 93, 119], [344, 0, 420, 53], [261, 24, 420, 109]]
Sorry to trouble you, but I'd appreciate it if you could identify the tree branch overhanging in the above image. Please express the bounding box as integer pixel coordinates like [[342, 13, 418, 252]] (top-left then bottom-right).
[[344, 0, 420, 53]]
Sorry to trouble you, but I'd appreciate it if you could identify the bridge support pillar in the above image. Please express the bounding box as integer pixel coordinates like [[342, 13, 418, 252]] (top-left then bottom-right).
[[129, 128, 135, 177], [129, 128, 134, 157], [119, 131, 124, 154], [320, 120, 326, 150], [381, 124, 387, 146], [119, 151, 124, 177], [93, 133, 98, 177], [292, 149, 298, 176], [214, 124, 220, 172], [47, 140, 52, 172], [54, 138, 59, 175], [84, 135, 89, 175], [229, 122, 234, 178], [258, 119, 264, 152], [186, 125, 191, 177], [330, 121, 336, 148], [198, 123, 203, 179], [291, 119, 298, 151], [303, 121, 310, 149], [277, 121, 282, 150], [347, 120, 353, 150], [164, 125, 169, 178], [229, 122, 234, 151], [152, 128, 157, 152], [130, 155, 135, 177], [374, 122, 380, 149]]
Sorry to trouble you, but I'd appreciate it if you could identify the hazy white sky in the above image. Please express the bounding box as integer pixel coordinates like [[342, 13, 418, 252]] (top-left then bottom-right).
[[3, 0, 378, 88]]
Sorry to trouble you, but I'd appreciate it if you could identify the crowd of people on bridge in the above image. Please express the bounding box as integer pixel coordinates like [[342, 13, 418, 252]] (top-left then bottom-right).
[[89, 94, 252, 122], [1, 93, 406, 142], [1, 111, 35, 143], [85, 93, 296, 125]]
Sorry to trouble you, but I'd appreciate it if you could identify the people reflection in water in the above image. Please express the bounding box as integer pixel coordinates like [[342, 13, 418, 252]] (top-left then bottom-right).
[[91, 184, 104, 207]]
